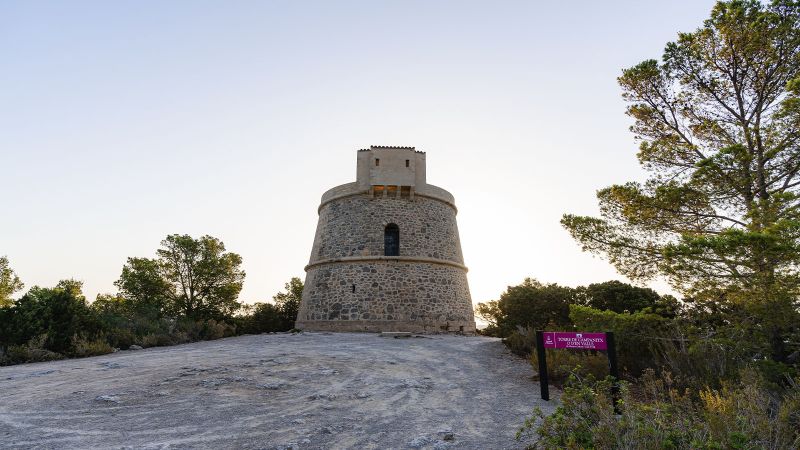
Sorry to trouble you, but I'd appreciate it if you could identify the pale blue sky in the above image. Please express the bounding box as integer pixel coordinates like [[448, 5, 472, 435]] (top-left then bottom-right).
[[1, 1, 716, 305]]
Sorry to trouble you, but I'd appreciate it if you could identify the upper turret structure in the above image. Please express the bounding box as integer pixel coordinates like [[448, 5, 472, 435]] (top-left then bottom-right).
[[356, 146, 426, 192]]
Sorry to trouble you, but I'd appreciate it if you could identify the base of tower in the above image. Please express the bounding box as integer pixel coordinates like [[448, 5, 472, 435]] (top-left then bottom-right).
[[295, 319, 476, 334]]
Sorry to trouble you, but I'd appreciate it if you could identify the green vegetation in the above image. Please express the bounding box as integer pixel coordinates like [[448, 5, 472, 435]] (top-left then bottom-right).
[[0, 238, 303, 366], [117, 234, 245, 320], [485, 274, 800, 449], [476, 278, 577, 338], [518, 369, 800, 449], [238, 277, 303, 334], [0, 256, 24, 308], [476, 278, 677, 377], [561, 0, 800, 366], [489, 1, 800, 447], [3, 1, 800, 447]]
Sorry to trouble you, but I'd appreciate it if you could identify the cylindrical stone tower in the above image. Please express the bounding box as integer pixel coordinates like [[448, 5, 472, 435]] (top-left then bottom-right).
[[296, 145, 476, 333]]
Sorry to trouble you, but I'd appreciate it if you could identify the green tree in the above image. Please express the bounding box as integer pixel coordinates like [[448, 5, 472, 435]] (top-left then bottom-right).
[[114, 257, 171, 317], [561, 0, 800, 360], [477, 278, 578, 337], [0, 256, 23, 308], [117, 234, 245, 320], [272, 276, 303, 329], [239, 302, 283, 334], [579, 280, 679, 317], [475, 300, 502, 335], [9, 280, 101, 354], [236, 278, 303, 334]]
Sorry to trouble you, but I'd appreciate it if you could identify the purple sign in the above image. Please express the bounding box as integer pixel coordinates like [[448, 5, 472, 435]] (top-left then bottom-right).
[[542, 331, 608, 350]]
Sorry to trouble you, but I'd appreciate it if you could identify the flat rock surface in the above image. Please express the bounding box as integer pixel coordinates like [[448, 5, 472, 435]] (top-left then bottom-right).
[[0, 332, 554, 449]]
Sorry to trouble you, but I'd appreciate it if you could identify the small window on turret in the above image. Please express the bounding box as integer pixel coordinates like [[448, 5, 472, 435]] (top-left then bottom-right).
[[405, 160, 409, 167], [375, 158, 380, 166]]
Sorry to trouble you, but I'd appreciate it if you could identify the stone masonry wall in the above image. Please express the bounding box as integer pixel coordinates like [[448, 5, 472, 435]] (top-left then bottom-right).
[[298, 261, 474, 333], [297, 188, 476, 333], [310, 195, 464, 264]]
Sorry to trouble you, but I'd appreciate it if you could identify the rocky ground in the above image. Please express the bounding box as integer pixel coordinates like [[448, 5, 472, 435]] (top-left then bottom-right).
[[0, 332, 555, 449]]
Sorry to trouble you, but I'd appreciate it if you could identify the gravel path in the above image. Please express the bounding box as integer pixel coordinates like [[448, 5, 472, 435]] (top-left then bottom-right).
[[0, 332, 554, 449]]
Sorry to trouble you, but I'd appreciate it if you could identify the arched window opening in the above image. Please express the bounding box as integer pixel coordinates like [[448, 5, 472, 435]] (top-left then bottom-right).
[[384, 223, 399, 256]]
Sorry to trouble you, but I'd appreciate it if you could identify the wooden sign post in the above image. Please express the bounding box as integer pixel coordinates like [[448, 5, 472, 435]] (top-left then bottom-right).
[[535, 330, 620, 412], [534, 330, 550, 401]]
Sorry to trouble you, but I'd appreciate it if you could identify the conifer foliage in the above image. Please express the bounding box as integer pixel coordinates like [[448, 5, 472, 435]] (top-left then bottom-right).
[[562, 0, 800, 362]]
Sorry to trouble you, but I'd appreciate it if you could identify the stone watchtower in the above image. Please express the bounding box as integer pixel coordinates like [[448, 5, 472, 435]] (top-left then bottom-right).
[[296, 146, 476, 333]]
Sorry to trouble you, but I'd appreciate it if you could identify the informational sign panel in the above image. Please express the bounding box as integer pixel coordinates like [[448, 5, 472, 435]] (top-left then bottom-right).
[[541, 331, 608, 350], [535, 330, 619, 411]]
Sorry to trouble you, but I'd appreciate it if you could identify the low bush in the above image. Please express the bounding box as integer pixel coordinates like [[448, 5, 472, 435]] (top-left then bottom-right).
[[517, 368, 800, 449], [170, 331, 191, 345], [236, 302, 286, 334], [0, 334, 63, 365], [530, 349, 610, 387], [202, 319, 235, 340], [104, 327, 136, 350], [503, 327, 538, 357], [174, 318, 237, 342], [71, 336, 114, 358], [139, 333, 175, 348], [569, 305, 670, 378], [1, 277, 303, 366]]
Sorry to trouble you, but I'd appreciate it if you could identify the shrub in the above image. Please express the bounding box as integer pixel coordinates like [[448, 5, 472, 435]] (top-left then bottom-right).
[[200, 319, 235, 340], [0, 277, 302, 366], [503, 327, 538, 357], [173, 318, 236, 341], [171, 331, 191, 345], [654, 327, 751, 390], [71, 336, 114, 358], [9, 281, 103, 355], [237, 302, 285, 334], [478, 279, 679, 339], [530, 349, 610, 387], [477, 279, 578, 338], [569, 305, 670, 378], [0, 335, 63, 365], [139, 333, 175, 348], [104, 327, 136, 350], [517, 367, 800, 449]]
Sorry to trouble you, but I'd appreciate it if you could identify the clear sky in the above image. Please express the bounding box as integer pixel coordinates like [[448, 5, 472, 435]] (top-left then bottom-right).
[[1, 1, 717, 306]]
